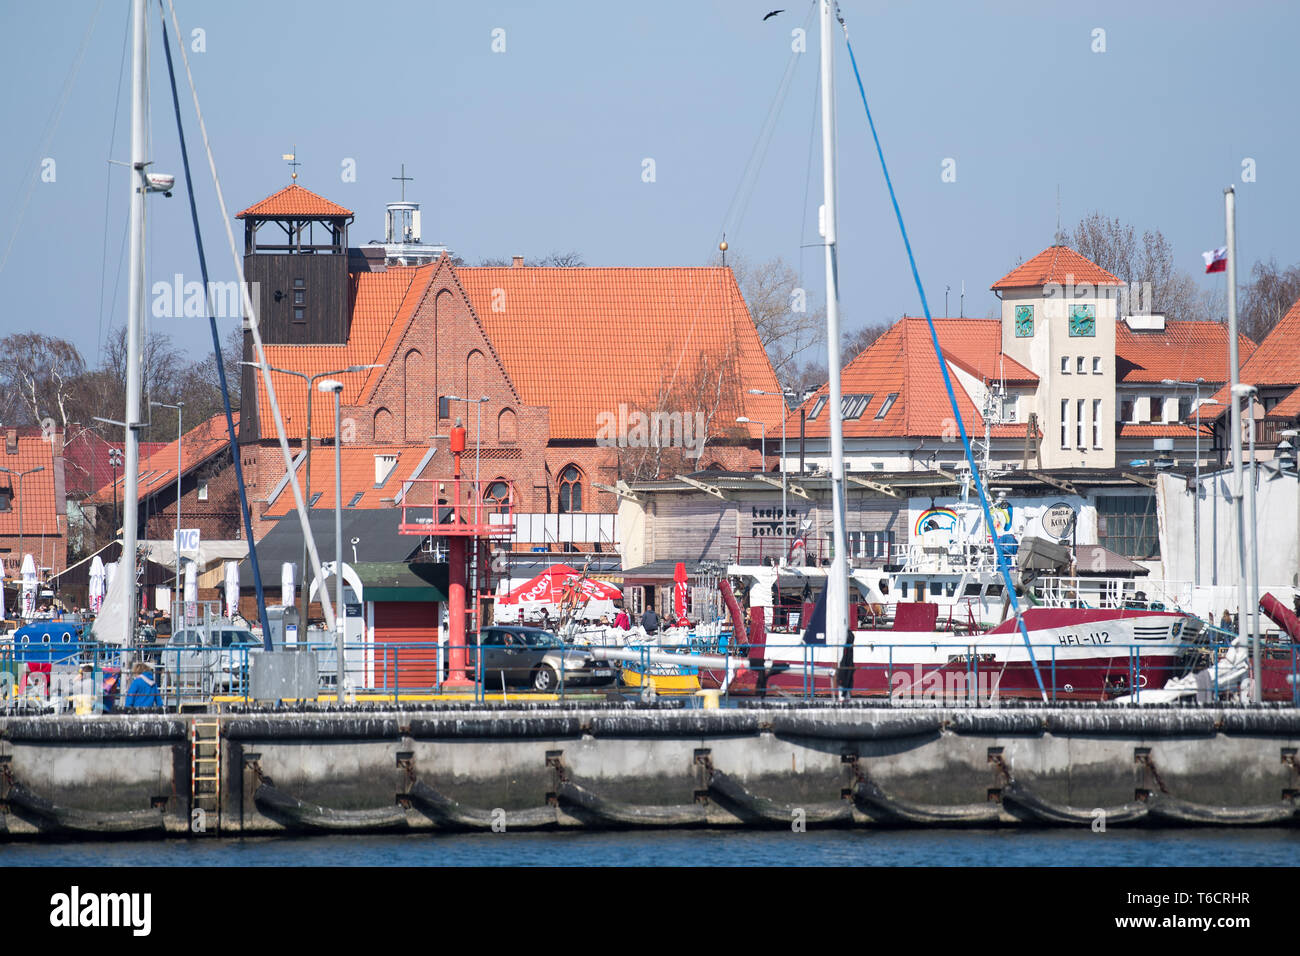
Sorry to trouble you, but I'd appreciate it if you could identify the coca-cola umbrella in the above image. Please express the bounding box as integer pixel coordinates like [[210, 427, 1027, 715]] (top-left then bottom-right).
[[500, 564, 622, 620], [672, 561, 689, 627]]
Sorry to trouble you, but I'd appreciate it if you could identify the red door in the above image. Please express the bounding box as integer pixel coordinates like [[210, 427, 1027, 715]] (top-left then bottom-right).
[[373, 602, 440, 690]]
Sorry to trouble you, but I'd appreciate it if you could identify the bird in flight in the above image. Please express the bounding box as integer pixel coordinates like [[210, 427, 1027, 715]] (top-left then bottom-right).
[[762, 9, 785, 20]]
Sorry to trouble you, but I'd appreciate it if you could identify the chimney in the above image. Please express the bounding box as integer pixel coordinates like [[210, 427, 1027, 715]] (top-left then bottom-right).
[[511, 255, 524, 268], [5, 428, 16, 455]]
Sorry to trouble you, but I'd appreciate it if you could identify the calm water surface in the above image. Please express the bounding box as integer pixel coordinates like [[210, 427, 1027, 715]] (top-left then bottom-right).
[[4, 829, 1298, 866]]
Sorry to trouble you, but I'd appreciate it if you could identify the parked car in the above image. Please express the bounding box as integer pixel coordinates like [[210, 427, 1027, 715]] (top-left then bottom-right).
[[470, 625, 617, 691], [167, 625, 260, 694]]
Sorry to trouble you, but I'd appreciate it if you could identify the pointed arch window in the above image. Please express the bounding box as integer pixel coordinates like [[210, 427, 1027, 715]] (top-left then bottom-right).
[[558, 464, 583, 514]]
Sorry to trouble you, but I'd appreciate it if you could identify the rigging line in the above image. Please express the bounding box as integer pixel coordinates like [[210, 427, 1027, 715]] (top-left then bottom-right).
[[164, 0, 337, 634], [156, 4, 271, 646], [0, 0, 104, 276], [838, 22, 1047, 701], [97, 4, 133, 358], [798, 60, 820, 295], [718, 0, 816, 243]]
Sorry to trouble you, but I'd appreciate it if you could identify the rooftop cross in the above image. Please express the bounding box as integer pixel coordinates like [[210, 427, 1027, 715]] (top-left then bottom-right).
[[392, 163, 413, 201]]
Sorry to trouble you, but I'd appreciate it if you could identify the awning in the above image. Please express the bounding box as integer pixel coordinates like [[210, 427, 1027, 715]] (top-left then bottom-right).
[[353, 562, 448, 603]]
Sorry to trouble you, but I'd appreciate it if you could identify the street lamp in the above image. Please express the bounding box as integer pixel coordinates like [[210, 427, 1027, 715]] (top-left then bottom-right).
[[1161, 378, 1205, 587], [108, 446, 123, 542], [151, 400, 184, 619], [749, 389, 790, 559], [0, 465, 46, 566], [317, 377, 347, 704], [736, 417, 766, 467], [1231, 382, 1262, 704], [243, 361, 380, 630]]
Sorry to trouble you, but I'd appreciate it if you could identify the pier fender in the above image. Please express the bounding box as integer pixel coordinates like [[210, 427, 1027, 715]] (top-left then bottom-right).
[[706, 769, 852, 826], [0, 766, 167, 835], [1141, 793, 1299, 826], [588, 713, 761, 738], [252, 777, 409, 832], [850, 777, 1002, 826], [1217, 711, 1300, 736], [1043, 712, 1217, 737], [405, 716, 583, 739], [999, 780, 1149, 826], [555, 779, 708, 827], [405, 779, 558, 830], [1, 716, 189, 743], [769, 714, 942, 741], [224, 716, 402, 741], [946, 712, 1046, 736]]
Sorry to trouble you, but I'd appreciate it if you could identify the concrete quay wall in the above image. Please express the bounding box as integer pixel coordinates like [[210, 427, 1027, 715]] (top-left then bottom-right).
[[2, 706, 1298, 836]]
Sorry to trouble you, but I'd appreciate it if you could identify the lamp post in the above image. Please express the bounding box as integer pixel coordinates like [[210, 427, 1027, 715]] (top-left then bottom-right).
[[0, 465, 46, 566], [1232, 383, 1262, 703], [151, 400, 184, 618], [244, 361, 380, 633], [318, 378, 346, 703], [1161, 378, 1205, 587], [109, 446, 123, 543], [736, 417, 766, 468], [748, 390, 790, 559]]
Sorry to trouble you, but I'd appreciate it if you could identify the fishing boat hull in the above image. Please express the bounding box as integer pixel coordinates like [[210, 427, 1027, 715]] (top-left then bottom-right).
[[620, 664, 701, 693], [701, 607, 1197, 702]]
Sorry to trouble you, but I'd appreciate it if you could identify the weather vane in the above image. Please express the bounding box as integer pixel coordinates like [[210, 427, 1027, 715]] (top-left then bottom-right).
[[283, 146, 301, 182]]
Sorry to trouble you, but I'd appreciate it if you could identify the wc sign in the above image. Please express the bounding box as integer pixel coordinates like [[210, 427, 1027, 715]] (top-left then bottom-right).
[[174, 529, 201, 555]]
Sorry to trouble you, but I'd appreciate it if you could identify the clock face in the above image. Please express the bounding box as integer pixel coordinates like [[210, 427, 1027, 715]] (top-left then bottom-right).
[[1014, 305, 1034, 337], [1069, 304, 1096, 337]]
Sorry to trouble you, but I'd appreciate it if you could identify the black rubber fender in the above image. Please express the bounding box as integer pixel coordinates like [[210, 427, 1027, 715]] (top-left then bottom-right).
[[405, 716, 583, 739], [223, 716, 402, 741], [771, 713, 943, 741], [851, 778, 1002, 825], [405, 779, 558, 830], [253, 781, 409, 831], [2, 716, 189, 743], [947, 712, 1046, 736], [1000, 780, 1149, 826], [1217, 711, 1300, 736], [556, 779, 707, 827], [1043, 712, 1218, 737], [3, 779, 167, 835], [1143, 793, 1299, 826], [707, 769, 852, 826], [588, 713, 761, 738]]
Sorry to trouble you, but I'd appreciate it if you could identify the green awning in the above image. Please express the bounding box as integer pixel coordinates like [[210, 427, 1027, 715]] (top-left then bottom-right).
[[352, 562, 448, 603]]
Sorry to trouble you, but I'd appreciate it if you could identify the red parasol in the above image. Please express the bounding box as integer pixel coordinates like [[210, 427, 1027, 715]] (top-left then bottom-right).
[[672, 561, 689, 627]]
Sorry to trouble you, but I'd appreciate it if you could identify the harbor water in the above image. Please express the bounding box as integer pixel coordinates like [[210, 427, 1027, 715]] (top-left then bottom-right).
[[4, 829, 1298, 867]]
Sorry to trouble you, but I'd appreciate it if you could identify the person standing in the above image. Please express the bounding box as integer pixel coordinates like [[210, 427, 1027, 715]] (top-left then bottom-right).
[[124, 661, 162, 709], [641, 605, 660, 635]]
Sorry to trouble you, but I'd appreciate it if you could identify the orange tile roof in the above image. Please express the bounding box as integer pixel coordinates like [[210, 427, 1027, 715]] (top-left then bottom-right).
[[1116, 423, 1207, 439], [236, 184, 353, 219], [912, 317, 1039, 385], [257, 268, 421, 438], [88, 413, 236, 505], [263, 443, 434, 516], [1265, 386, 1300, 421], [0, 436, 61, 537], [1201, 297, 1300, 419], [991, 245, 1124, 290], [455, 266, 786, 441], [791, 318, 1033, 440], [255, 263, 785, 443], [1116, 321, 1255, 385]]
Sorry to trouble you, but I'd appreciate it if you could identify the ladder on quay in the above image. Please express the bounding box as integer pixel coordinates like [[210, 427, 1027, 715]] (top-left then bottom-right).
[[190, 717, 222, 834]]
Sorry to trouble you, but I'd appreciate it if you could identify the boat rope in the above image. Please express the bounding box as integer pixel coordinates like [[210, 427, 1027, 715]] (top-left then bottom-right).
[[161, 0, 338, 633], [96, 5, 133, 357], [157, 6, 271, 644], [836, 11, 1046, 701]]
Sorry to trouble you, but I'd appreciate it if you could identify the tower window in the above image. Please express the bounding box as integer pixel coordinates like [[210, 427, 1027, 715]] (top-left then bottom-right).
[[293, 307, 305, 322], [558, 465, 583, 514], [294, 290, 305, 305], [293, 278, 304, 288]]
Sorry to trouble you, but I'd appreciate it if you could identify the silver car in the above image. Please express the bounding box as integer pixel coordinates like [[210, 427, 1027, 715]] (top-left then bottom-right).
[[471, 626, 617, 692]]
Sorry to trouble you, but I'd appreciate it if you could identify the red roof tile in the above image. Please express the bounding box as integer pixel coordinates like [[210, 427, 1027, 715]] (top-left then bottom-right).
[[1116, 320, 1255, 384], [88, 414, 236, 505], [791, 318, 1034, 440], [236, 184, 353, 219], [457, 266, 785, 440], [263, 443, 434, 516], [0, 436, 61, 537], [1116, 423, 1207, 439], [991, 245, 1124, 290], [1201, 297, 1300, 419], [1265, 386, 1300, 421]]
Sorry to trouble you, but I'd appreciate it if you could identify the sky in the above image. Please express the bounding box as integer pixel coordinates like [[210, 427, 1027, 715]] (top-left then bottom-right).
[[0, 0, 1295, 373]]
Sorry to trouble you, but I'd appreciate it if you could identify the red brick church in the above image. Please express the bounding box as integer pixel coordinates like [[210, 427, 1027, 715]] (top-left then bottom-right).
[[233, 181, 785, 545]]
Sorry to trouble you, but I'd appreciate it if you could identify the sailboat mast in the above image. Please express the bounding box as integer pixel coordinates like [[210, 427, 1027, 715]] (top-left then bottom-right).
[[122, 0, 148, 641], [819, 0, 850, 642]]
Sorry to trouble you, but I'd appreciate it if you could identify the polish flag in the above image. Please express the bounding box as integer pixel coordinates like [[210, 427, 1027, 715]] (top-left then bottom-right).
[[1202, 247, 1227, 274]]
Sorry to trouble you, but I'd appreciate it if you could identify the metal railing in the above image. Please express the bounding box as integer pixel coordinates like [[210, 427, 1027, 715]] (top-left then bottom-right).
[[3, 632, 1295, 710]]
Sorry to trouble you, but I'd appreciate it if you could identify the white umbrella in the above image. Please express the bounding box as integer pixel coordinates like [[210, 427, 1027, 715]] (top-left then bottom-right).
[[20, 554, 37, 619], [224, 560, 240, 619], [88, 555, 106, 615], [281, 561, 296, 608], [184, 558, 198, 624]]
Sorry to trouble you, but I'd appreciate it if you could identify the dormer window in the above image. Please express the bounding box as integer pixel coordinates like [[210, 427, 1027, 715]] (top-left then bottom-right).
[[808, 396, 827, 420], [374, 454, 398, 486]]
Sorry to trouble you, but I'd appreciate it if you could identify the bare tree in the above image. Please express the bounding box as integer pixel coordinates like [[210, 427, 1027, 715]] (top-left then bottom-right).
[[476, 251, 586, 267], [721, 254, 826, 390], [1067, 212, 1217, 322], [0, 333, 88, 428], [1238, 258, 1300, 343]]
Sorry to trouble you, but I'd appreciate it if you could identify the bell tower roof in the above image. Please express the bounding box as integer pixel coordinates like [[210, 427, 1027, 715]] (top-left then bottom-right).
[[236, 184, 353, 220]]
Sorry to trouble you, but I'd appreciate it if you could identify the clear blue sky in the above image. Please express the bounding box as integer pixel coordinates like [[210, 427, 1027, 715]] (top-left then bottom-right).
[[1, 0, 1294, 370]]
